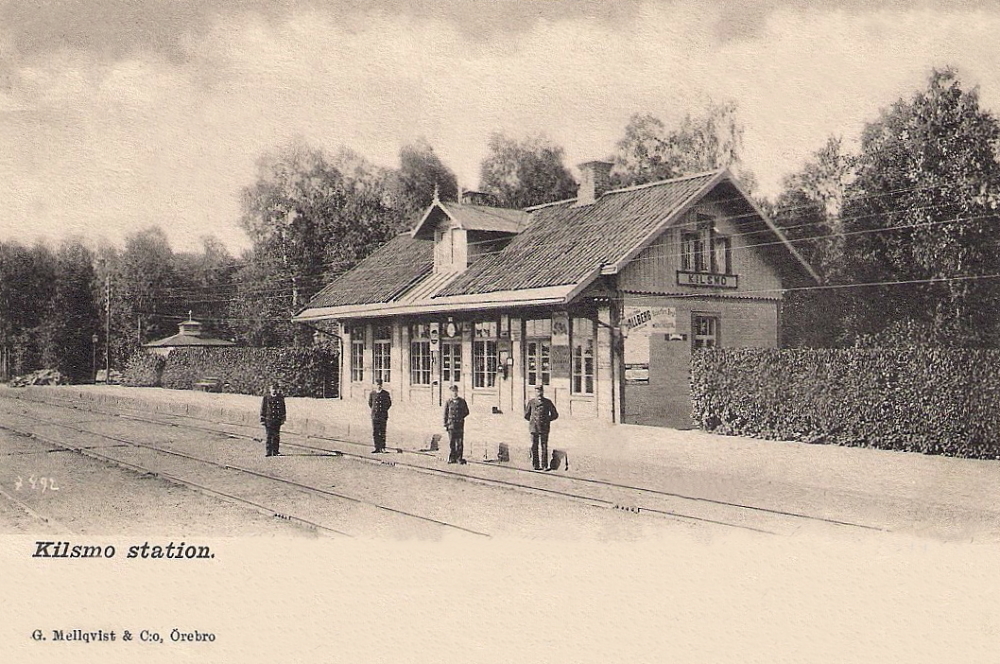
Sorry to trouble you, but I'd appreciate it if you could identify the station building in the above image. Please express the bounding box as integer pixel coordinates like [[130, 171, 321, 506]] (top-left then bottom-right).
[[293, 164, 817, 427]]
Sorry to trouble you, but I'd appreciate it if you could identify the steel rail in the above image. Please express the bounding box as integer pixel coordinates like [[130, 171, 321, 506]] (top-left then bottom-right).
[[2, 404, 490, 538], [0, 421, 347, 537], [2, 393, 842, 535], [8, 393, 781, 533]]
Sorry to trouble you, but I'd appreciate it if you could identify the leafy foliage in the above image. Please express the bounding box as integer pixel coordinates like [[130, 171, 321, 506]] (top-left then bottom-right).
[[170, 236, 238, 338], [158, 347, 338, 398], [692, 348, 1000, 459], [121, 351, 166, 387], [767, 136, 855, 347], [839, 68, 1000, 346], [0, 241, 56, 376], [233, 140, 402, 345], [610, 100, 751, 188], [38, 240, 101, 382], [479, 132, 577, 209], [769, 136, 854, 278], [110, 227, 178, 361], [392, 138, 459, 218]]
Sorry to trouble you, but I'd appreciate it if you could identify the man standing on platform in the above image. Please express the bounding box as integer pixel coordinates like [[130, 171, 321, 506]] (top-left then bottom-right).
[[524, 385, 558, 471], [443, 385, 470, 464], [260, 382, 286, 457], [368, 378, 392, 453]]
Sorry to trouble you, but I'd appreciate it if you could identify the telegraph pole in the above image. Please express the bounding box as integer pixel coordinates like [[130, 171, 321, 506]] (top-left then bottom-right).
[[104, 271, 111, 383]]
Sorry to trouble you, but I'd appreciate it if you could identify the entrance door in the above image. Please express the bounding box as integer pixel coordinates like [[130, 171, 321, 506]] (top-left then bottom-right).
[[525, 339, 551, 389], [440, 341, 462, 402]]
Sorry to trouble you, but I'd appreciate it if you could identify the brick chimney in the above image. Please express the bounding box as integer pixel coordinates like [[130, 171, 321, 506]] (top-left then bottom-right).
[[575, 161, 613, 206]]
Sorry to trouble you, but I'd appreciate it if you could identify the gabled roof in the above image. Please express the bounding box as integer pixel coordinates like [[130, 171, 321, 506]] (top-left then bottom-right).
[[411, 201, 528, 239], [438, 169, 820, 296], [294, 169, 818, 322], [436, 171, 722, 296], [303, 234, 433, 309]]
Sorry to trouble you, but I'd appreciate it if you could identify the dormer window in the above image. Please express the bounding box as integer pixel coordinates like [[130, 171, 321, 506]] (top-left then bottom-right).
[[434, 227, 466, 273], [412, 198, 525, 276]]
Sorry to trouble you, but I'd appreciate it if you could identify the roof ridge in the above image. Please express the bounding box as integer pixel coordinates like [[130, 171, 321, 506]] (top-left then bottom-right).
[[602, 169, 723, 197], [444, 201, 527, 220], [523, 197, 576, 212], [522, 169, 725, 213]]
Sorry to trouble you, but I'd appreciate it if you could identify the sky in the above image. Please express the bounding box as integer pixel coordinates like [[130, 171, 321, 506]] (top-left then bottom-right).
[[3, 0, 1000, 254]]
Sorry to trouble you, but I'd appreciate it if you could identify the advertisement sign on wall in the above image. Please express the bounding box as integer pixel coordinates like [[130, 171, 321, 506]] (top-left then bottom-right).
[[622, 306, 676, 366], [551, 311, 569, 346]]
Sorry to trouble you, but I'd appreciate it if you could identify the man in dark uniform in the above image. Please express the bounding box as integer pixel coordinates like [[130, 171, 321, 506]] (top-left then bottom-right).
[[443, 384, 470, 464], [368, 378, 392, 453], [260, 382, 286, 457], [524, 385, 558, 471]]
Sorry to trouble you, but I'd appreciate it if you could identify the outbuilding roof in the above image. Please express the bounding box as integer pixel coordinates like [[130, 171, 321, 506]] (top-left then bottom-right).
[[143, 334, 236, 348]]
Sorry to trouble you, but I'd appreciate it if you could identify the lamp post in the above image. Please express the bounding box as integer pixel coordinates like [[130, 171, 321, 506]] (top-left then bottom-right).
[[91, 334, 99, 383]]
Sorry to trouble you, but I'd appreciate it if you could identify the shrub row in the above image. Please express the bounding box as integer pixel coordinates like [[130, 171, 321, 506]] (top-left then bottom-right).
[[691, 348, 1000, 459], [121, 352, 166, 387], [123, 347, 338, 398]]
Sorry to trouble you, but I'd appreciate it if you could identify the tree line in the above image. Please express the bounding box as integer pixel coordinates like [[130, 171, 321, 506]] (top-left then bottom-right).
[[2, 66, 998, 383], [769, 68, 1000, 348]]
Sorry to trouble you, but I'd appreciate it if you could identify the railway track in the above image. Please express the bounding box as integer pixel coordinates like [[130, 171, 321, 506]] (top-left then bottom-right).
[[0, 477, 72, 534], [0, 403, 492, 539], [1, 390, 885, 537]]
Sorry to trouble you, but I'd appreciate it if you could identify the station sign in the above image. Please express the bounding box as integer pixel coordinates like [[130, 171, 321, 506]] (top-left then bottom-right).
[[676, 271, 739, 289]]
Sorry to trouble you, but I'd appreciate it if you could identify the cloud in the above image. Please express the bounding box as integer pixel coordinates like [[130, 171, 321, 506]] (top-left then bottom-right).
[[0, 0, 653, 65], [2, 0, 1000, 255]]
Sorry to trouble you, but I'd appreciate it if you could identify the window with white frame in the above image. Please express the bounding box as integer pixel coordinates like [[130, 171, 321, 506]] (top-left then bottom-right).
[[681, 231, 705, 272], [350, 331, 365, 383], [681, 214, 732, 275], [373, 325, 391, 384], [525, 318, 552, 387], [711, 236, 732, 275], [692, 315, 720, 349], [409, 324, 432, 385], [441, 341, 461, 385], [473, 320, 498, 389], [571, 317, 595, 395]]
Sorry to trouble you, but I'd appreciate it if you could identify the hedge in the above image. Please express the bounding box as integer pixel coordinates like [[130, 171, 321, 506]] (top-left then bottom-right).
[[121, 352, 166, 387], [691, 348, 1000, 459], [124, 347, 338, 398]]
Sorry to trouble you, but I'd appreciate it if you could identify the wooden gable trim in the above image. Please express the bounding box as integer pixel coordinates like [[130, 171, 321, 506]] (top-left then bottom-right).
[[410, 202, 457, 240], [720, 176, 821, 284], [602, 169, 728, 275], [602, 169, 820, 284]]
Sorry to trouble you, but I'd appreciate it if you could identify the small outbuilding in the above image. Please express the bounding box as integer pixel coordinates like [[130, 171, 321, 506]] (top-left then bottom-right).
[[143, 315, 236, 357]]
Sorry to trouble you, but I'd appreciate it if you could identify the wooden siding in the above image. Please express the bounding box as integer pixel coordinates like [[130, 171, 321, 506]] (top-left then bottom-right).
[[621, 296, 779, 427], [617, 199, 783, 299]]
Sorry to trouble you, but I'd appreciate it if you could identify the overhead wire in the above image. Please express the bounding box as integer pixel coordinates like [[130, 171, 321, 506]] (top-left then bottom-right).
[[77, 174, 1000, 318]]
